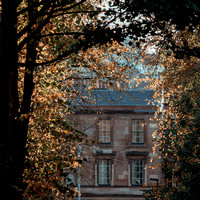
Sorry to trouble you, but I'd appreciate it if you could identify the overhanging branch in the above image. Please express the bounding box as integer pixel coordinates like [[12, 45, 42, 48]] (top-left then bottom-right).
[[39, 31, 85, 38]]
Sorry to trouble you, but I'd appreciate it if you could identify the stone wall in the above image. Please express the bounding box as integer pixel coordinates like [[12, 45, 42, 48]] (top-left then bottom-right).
[[71, 105, 162, 199]]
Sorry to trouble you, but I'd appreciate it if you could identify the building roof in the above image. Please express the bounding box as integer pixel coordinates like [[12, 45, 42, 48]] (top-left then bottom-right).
[[72, 89, 157, 107]]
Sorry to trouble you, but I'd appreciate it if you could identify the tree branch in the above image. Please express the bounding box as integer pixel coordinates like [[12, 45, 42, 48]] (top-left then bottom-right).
[[39, 31, 85, 38], [17, 0, 87, 52], [17, 7, 55, 52], [17, 1, 51, 40], [51, 10, 103, 18], [17, 0, 45, 16]]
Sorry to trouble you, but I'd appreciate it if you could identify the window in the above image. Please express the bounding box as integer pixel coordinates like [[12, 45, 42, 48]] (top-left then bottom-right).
[[98, 119, 111, 143], [98, 160, 111, 185], [95, 79, 108, 89], [131, 119, 144, 143], [131, 160, 145, 185]]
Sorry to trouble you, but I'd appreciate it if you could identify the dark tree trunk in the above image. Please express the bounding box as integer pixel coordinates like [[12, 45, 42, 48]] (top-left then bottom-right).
[[0, 0, 37, 199], [0, 0, 25, 199]]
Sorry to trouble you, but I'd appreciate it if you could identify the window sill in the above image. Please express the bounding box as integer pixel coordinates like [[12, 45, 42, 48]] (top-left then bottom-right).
[[129, 143, 147, 146], [97, 143, 113, 147], [131, 184, 144, 187], [98, 184, 111, 186]]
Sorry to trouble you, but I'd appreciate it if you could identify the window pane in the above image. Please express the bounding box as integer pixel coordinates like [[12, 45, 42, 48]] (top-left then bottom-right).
[[106, 121, 110, 128], [106, 133, 111, 142], [99, 126, 103, 131], [98, 160, 111, 185], [99, 136, 103, 143], [132, 120, 144, 143], [98, 120, 111, 143], [131, 160, 144, 185]]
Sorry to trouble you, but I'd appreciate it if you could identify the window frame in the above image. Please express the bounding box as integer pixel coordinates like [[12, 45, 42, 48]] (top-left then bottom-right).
[[131, 119, 145, 144], [98, 159, 112, 186], [98, 119, 111, 144], [131, 160, 145, 186]]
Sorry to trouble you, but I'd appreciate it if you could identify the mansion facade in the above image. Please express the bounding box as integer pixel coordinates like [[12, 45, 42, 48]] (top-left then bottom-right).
[[70, 89, 161, 200]]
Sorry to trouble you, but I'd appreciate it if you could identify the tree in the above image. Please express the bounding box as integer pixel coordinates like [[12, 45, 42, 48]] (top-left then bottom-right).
[[146, 65, 200, 200], [1, 0, 20, 198], [109, 0, 200, 59], [144, 45, 200, 199], [1, 0, 200, 199], [1, 1, 125, 199]]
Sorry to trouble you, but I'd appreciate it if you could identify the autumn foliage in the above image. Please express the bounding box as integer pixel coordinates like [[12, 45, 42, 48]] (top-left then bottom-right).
[[1, 0, 200, 199], [144, 29, 200, 199]]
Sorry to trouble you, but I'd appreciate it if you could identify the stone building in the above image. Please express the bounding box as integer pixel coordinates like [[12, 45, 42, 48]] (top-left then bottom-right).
[[70, 88, 162, 200]]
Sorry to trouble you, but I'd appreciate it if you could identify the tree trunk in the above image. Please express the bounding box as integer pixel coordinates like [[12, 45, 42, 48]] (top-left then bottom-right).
[[0, 0, 25, 199], [0, 0, 37, 199]]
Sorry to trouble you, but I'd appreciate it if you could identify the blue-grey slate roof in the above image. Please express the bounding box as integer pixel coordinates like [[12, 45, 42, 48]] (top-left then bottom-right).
[[72, 89, 157, 107]]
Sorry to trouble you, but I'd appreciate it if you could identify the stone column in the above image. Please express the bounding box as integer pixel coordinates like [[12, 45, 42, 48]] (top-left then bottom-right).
[[95, 164, 98, 186], [111, 164, 114, 186], [145, 164, 148, 185], [128, 164, 131, 186]]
